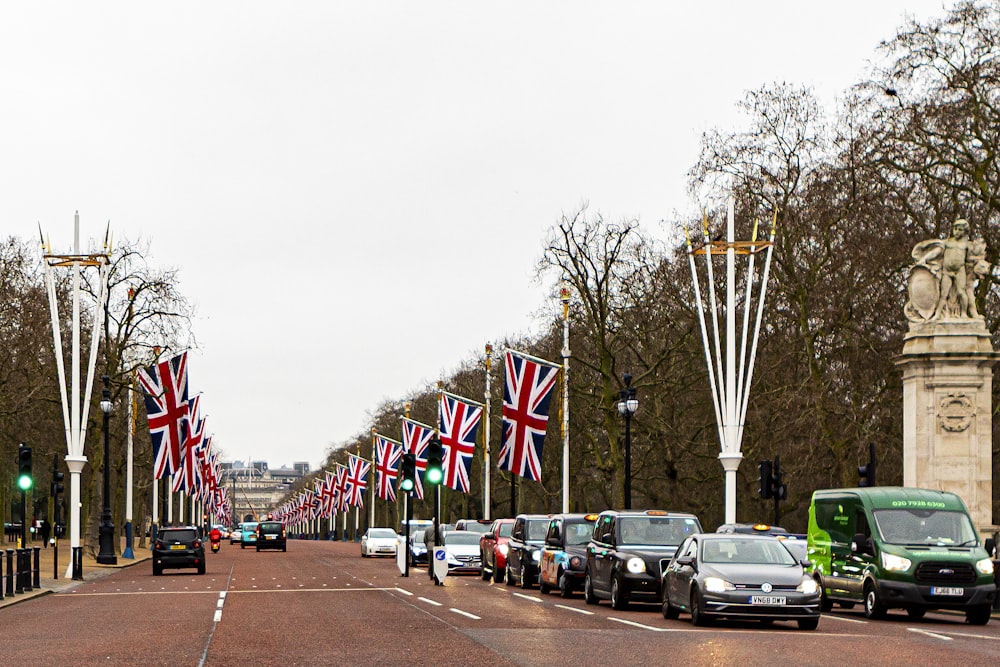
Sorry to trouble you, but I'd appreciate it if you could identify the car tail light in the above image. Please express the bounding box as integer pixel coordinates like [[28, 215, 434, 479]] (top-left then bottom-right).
[[193, 539, 202, 548], [154, 541, 164, 550]]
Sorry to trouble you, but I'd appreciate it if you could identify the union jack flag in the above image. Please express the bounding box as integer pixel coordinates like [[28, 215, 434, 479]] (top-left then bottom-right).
[[438, 392, 482, 493], [319, 471, 337, 517], [401, 417, 434, 499], [374, 435, 402, 502], [344, 454, 371, 508], [173, 394, 206, 494], [137, 352, 190, 480], [498, 349, 560, 482], [335, 465, 350, 512]]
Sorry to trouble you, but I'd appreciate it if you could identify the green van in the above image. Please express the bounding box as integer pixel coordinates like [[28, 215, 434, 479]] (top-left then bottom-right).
[[807, 487, 996, 624]]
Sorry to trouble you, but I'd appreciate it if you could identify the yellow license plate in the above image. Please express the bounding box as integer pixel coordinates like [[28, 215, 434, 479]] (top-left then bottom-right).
[[170, 544, 186, 550]]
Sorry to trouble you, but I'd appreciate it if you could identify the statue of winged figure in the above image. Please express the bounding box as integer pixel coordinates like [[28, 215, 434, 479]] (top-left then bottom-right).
[[905, 219, 988, 322]]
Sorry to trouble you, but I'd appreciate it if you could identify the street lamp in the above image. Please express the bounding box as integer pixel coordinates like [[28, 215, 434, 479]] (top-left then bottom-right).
[[96, 374, 117, 564], [617, 373, 639, 510]]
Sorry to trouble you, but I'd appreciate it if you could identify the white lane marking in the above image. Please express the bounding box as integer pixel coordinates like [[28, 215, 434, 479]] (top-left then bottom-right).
[[945, 631, 1000, 641], [608, 617, 670, 632], [418, 596, 443, 606], [216, 599, 225, 608], [394, 587, 414, 596], [513, 593, 543, 603], [213, 609, 223, 622], [908, 627, 954, 641], [822, 614, 867, 624], [554, 604, 594, 615], [219, 591, 227, 600], [450, 608, 481, 620]]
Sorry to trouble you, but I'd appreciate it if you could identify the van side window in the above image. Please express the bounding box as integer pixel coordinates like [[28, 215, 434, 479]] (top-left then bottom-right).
[[815, 500, 852, 544], [855, 510, 870, 537]]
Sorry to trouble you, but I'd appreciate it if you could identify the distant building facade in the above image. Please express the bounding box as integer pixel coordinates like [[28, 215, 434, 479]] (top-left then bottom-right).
[[221, 460, 310, 523]]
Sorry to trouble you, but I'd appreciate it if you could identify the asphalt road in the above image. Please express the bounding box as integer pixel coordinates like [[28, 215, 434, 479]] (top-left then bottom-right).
[[2, 539, 998, 666]]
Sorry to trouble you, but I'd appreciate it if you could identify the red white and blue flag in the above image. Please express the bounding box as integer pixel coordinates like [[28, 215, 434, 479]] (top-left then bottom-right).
[[498, 349, 560, 482], [173, 394, 206, 494], [401, 417, 434, 500], [373, 435, 402, 502], [335, 465, 350, 512], [344, 454, 371, 508], [137, 352, 190, 480], [438, 392, 482, 493]]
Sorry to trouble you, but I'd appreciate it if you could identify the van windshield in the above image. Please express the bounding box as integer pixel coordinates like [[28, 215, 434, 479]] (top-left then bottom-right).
[[872, 509, 979, 547]]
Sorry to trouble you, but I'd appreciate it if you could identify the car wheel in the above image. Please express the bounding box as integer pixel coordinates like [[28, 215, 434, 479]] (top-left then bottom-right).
[[610, 576, 628, 610], [256, 546, 261, 552], [797, 617, 820, 631], [558, 571, 573, 598], [906, 607, 926, 620], [282, 545, 286, 552], [690, 587, 710, 627], [198, 563, 206, 575], [505, 563, 515, 587], [863, 581, 887, 620], [539, 574, 551, 595], [492, 558, 504, 584], [480, 552, 490, 580], [966, 604, 992, 625], [819, 580, 833, 612], [662, 590, 680, 619], [519, 562, 532, 590], [153, 564, 162, 576], [583, 571, 598, 605], [241, 543, 245, 549]]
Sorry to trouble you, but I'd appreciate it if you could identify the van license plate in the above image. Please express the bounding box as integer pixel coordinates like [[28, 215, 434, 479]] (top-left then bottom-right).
[[930, 587, 963, 596], [750, 596, 786, 605]]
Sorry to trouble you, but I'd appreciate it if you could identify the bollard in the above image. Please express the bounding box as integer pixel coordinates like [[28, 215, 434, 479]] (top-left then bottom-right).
[[53, 540, 58, 581], [14, 550, 24, 594], [32, 547, 41, 589], [20, 549, 32, 592], [5, 550, 13, 597], [0, 546, 4, 600], [71, 546, 83, 581]]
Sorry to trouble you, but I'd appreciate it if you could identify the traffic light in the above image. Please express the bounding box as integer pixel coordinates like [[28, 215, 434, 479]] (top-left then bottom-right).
[[17, 444, 33, 491], [858, 443, 876, 487], [51, 470, 65, 498], [425, 437, 443, 486], [758, 460, 773, 499], [772, 454, 787, 501], [399, 453, 416, 493]]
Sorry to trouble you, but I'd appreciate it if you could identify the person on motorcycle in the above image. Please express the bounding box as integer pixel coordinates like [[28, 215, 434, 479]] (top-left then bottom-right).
[[209, 526, 222, 551]]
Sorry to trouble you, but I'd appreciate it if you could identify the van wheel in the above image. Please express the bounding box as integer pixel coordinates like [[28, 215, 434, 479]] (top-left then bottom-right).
[[966, 604, 992, 625], [906, 607, 926, 620], [864, 581, 887, 619], [583, 571, 598, 605]]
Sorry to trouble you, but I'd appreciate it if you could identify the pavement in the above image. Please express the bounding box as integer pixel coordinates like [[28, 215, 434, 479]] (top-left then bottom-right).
[[0, 536, 152, 608]]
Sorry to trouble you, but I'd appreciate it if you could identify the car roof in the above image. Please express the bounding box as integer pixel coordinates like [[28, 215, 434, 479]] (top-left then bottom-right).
[[596, 509, 699, 519]]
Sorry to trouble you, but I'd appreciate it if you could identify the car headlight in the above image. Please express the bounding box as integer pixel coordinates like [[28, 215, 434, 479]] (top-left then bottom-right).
[[532, 550, 541, 562], [976, 558, 994, 575], [625, 557, 646, 574], [498, 544, 509, 556], [797, 577, 818, 595], [704, 577, 735, 593], [880, 552, 911, 572]]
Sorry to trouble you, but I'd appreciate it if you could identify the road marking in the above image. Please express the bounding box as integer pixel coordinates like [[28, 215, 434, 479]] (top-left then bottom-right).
[[944, 631, 1000, 641], [213, 609, 222, 622], [418, 596, 443, 606], [608, 617, 670, 632], [908, 627, 953, 641], [513, 593, 542, 603], [394, 587, 414, 596], [450, 608, 481, 620], [821, 614, 867, 624], [554, 604, 594, 615]]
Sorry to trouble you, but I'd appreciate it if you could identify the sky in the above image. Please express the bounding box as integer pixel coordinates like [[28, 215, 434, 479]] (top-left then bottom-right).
[[0, 1, 954, 471]]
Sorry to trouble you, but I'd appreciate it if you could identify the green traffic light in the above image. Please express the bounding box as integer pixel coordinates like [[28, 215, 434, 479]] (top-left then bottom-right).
[[425, 467, 443, 485], [400, 477, 414, 492], [17, 474, 32, 491]]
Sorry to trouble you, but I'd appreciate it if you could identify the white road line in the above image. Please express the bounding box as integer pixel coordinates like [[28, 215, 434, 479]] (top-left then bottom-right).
[[608, 617, 670, 632], [821, 614, 867, 624], [450, 608, 481, 620], [418, 596, 443, 606], [944, 631, 1000, 641], [394, 587, 414, 596], [213, 609, 223, 622], [554, 604, 594, 615], [513, 593, 543, 603], [908, 627, 953, 641]]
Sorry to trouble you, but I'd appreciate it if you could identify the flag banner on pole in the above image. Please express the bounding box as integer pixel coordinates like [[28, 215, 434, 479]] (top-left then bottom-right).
[[438, 392, 483, 494], [173, 394, 205, 494], [137, 351, 190, 480], [498, 349, 560, 482], [401, 417, 434, 499], [373, 435, 402, 502], [319, 471, 337, 517], [335, 464, 350, 513], [345, 454, 372, 508]]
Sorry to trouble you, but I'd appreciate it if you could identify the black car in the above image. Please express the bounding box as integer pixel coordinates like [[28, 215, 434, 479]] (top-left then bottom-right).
[[539, 513, 599, 597], [584, 509, 702, 609], [505, 514, 550, 589], [256, 520, 287, 551], [152, 526, 206, 575]]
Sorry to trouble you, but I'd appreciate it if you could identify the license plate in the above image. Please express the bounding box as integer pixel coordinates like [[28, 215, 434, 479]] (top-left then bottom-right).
[[265, 535, 274, 540], [930, 587, 963, 596], [750, 596, 786, 605], [170, 544, 186, 550]]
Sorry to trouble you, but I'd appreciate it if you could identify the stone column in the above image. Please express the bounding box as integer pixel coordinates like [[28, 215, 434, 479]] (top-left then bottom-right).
[[896, 320, 998, 532]]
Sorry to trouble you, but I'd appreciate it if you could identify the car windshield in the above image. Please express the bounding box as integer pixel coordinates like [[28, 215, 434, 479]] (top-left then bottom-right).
[[243, 523, 258, 532], [779, 539, 808, 562], [444, 532, 481, 546], [702, 538, 797, 565], [368, 529, 396, 539], [618, 517, 699, 545], [161, 529, 197, 542], [565, 522, 596, 545], [459, 522, 492, 534], [498, 523, 513, 538], [526, 520, 549, 541], [873, 509, 979, 547]]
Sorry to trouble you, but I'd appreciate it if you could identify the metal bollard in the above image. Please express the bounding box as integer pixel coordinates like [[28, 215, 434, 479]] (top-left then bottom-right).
[[5, 550, 13, 597], [71, 546, 83, 581], [32, 547, 41, 589], [20, 549, 32, 592], [14, 550, 24, 594], [0, 545, 4, 600]]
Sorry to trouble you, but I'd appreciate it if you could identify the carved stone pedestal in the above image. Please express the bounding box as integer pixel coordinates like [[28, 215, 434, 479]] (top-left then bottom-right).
[[896, 319, 998, 532]]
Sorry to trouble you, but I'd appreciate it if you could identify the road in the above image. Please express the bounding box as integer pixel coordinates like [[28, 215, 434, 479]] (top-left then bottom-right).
[[2, 539, 997, 666]]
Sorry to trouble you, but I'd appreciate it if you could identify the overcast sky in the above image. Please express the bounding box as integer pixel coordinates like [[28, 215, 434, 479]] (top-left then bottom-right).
[[1, 1, 953, 471]]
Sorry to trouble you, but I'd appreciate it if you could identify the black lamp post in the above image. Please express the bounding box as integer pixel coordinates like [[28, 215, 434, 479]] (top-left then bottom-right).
[[96, 374, 117, 565], [617, 373, 639, 510]]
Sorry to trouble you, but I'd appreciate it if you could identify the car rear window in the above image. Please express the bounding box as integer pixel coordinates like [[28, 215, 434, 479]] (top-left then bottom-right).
[[259, 522, 282, 532], [161, 529, 197, 542]]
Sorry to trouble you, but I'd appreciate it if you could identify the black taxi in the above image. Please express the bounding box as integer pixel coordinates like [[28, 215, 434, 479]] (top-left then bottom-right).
[[584, 509, 702, 609], [539, 513, 599, 597]]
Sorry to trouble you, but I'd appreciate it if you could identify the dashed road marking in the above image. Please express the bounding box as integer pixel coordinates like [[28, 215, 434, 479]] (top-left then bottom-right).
[[608, 617, 671, 632], [908, 627, 953, 641], [418, 596, 443, 606], [822, 614, 867, 624], [554, 604, 594, 615], [513, 593, 542, 603], [450, 608, 481, 620]]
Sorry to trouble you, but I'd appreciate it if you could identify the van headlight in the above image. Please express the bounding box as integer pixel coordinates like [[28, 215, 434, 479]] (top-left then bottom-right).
[[880, 552, 911, 572], [797, 577, 818, 595], [704, 577, 735, 593], [976, 558, 994, 575], [625, 557, 646, 574]]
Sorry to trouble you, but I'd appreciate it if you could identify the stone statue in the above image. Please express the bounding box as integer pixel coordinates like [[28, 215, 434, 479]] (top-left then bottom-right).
[[905, 219, 988, 322]]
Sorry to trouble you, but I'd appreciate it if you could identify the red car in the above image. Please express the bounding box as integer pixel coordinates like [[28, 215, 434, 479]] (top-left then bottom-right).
[[479, 518, 514, 583]]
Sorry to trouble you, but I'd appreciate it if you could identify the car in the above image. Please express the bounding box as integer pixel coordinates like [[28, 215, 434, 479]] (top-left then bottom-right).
[[230, 528, 243, 545], [584, 509, 703, 609], [454, 519, 493, 534], [716, 523, 789, 536], [440, 530, 483, 573], [505, 514, 551, 589], [256, 520, 287, 552], [211, 524, 230, 540], [407, 531, 428, 566], [241, 521, 259, 548], [479, 519, 513, 582], [662, 533, 821, 630], [361, 528, 399, 557], [539, 513, 599, 597], [152, 526, 206, 576]]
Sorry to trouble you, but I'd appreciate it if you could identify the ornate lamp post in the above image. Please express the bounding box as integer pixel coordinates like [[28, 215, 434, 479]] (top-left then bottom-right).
[[96, 374, 117, 564], [617, 373, 638, 510]]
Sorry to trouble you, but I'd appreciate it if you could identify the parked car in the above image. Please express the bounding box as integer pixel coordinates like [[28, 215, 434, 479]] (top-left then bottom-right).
[[539, 513, 599, 597], [440, 530, 482, 573], [505, 514, 551, 589], [229, 527, 243, 545], [584, 509, 702, 609], [256, 520, 287, 552], [454, 518, 493, 534], [361, 528, 399, 557], [716, 523, 789, 536], [241, 521, 259, 549], [480, 518, 514, 583], [152, 526, 206, 576], [662, 533, 821, 629]]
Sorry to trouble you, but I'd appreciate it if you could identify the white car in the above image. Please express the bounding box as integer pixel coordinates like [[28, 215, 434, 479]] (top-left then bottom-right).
[[441, 530, 482, 573], [361, 528, 399, 557]]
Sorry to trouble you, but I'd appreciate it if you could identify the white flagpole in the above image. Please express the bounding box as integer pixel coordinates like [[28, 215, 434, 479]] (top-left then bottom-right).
[[483, 344, 492, 520], [560, 284, 571, 513], [370, 430, 377, 529], [721, 198, 742, 525]]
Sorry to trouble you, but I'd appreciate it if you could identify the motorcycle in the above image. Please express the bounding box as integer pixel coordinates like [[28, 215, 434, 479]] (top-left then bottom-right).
[[210, 539, 221, 553]]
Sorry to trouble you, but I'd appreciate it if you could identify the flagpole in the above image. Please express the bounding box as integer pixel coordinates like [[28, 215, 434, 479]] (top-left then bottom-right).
[[560, 284, 571, 513], [483, 344, 492, 520], [369, 429, 376, 529]]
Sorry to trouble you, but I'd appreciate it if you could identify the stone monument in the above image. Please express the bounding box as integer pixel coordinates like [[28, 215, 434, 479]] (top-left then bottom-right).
[[897, 218, 997, 533]]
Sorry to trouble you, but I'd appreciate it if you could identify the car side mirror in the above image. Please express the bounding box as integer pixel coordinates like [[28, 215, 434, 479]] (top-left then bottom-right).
[[985, 537, 996, 559], [602, 532, 613, 543], [676, 556, 695, 567]]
